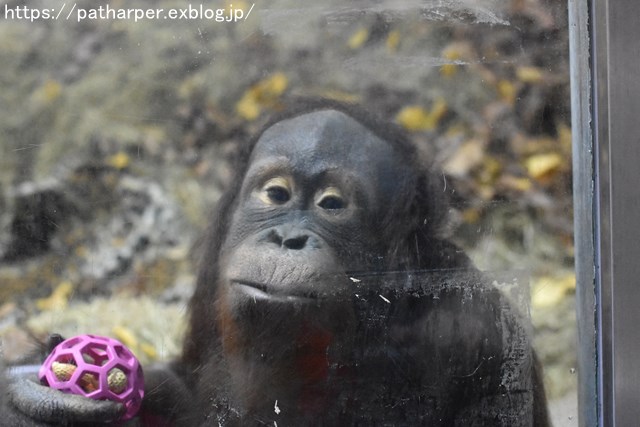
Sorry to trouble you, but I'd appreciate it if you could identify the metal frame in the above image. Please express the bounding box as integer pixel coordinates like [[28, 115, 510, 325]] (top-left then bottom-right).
[[571, 0, 640, 425], [568, 0, 596, 425]]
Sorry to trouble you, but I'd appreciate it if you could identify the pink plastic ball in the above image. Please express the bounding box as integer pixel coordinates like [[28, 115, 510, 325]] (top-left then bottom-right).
[[38, 334, 144, 421]]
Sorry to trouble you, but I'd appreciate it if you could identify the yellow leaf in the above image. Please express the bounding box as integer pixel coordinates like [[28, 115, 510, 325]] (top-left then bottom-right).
[[107, 152, 130, 170], [235, 73, 288, 121], [442, 139, 484, 177], [140, 343, 158, 360], [524, 152, 563, 180], [262, 72, 288, 95], [396, 98, 448, 132], [516, 66, 544, 84], [558, 123, 572, 154], [500, 175, 533, 192], [478, 185, 496, 200], [32, 80, 62, 106], [497, 80, 517, 105], [386, 30, 400, 52], [462, 208, 481, 224], [479, 157, 502, 184], [397, 106, 428, 131], [430, 98, 448, 122], [443, 47, 462, 60], [317, 90, 360, 104], [36, 281, 73, 311], [440, 63, 457, 78], [112, 325, 138, 350], [532, 274, 576, 309], [235, 96, 261, 121], [348, 27, 369, 50], [440, 45, 463, 78]]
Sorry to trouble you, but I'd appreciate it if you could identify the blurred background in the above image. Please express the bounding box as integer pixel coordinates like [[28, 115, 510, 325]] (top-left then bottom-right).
[[0, 0, 575, 424]]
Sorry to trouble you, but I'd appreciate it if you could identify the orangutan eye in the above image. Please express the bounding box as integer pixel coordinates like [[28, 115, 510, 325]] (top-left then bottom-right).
[[316, 187, 346, 210], [259, 177, 292, 205]]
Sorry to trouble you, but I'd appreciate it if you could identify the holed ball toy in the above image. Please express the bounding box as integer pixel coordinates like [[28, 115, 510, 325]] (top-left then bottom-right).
[[38, 334, 144, 421]]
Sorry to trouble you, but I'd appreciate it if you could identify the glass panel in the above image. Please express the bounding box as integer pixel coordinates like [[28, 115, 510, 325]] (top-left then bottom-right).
[[586, 0, 640, 424], [0, 1, 574, 425]]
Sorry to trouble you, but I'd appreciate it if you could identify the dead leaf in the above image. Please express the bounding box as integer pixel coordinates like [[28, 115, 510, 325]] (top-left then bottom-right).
[[31, 79, 62, 107], [235, 73, 288, 121], [497, 79, 517, 105], [442, 139, 484, 177], [396, 98, 448, 132], [440, 43, 470, 78], [386, 30, 400, 52], [36, 281, 73, 311], [140, 342, 158, 360], [112, 325, 138, 350], [532, 274, 576, 309], [107, 152, 130, 170], [461, 208, 481, 224], [478, 156, 502, 185], [557, 123, 572, 154], [516, 66, 544, 84], [524, 152, 563, 181], [348, 27, 369, 50], [499, 175, 533, 192]]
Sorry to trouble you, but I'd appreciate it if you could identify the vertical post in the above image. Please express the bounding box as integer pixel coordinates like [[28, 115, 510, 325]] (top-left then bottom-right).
[[568, 0, 597, 425], [577, 0, 640, 425]]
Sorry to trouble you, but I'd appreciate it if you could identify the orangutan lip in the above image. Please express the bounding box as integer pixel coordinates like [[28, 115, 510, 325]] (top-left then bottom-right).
[[231, 280, 318, 302]]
